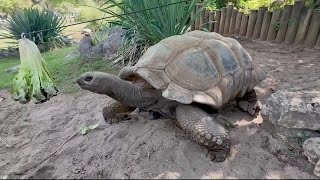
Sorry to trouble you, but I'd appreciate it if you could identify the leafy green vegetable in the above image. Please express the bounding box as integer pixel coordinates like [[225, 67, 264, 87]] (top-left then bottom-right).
[[12, 38, 58, 104], [80, 124, 99, 135]]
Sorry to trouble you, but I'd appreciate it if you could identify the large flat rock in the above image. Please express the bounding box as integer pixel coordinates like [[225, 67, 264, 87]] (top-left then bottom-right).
[[262, 90, 320, 131]]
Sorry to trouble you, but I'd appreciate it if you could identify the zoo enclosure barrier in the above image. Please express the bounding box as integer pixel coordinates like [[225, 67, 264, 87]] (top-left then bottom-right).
[[191, 0, 320, 48]]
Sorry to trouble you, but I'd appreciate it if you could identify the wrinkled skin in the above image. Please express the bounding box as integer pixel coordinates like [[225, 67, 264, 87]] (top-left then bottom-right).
[[77, 71, 259, 162]]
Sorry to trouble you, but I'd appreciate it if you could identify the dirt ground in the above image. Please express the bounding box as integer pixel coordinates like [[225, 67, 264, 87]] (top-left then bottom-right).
[[1, 39, 320, 179]]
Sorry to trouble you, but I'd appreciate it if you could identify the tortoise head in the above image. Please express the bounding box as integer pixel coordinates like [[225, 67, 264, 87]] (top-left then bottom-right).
[[77, 71, 115, 94]]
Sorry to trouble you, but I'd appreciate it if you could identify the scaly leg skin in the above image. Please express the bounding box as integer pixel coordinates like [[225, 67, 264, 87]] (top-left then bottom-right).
[[236, 89, 261, 116], [175, 104, 231, 162], [102, 101, 136, 124]]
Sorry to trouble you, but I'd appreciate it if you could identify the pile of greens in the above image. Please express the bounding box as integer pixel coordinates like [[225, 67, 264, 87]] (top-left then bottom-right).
[[12, 38, 58, 104]]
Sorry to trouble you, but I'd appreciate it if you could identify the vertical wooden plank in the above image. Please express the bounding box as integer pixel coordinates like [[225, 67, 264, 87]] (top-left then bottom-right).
[[229, 9, 238, 34], [294, 8, 313, 45], [253, 7, 268, 39], [199, 4, 204, 29], [191, 6, 196, 31], [234, 12, 243, 35], [240, 14, 249, 36], [284, 0, 305, 44], [209, 11, 215, 32], [246, 10, 258, 38], [204, 9, 210, 30], [195, 3, 201, 29], [304, 10, 320, 47], [219, 7, 227, 34], [267, 10, 282, 41], [224, 4, 234, 34], [214, 10, 221, 33], [275, 5, 293, 43], [316, 32, 320, 48], [260, 11, 272, 41]]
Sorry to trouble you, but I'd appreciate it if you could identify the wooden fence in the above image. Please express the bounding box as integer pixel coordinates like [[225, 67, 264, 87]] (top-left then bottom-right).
[[192, 0, 320, 48]]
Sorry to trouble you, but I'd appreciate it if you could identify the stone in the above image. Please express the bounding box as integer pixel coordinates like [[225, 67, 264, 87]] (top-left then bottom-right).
[[78, 26, 126, 60], [302, 137, 320, 177], [261, 90, 320, 131]]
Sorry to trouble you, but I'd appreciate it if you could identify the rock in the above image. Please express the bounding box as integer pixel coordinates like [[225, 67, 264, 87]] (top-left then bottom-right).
[[303, 137, 320, 177], [303, 137, 320, 165], [101, 31, 124, 59], [261, 90, 320, 131], [4, 64, 20, 73], [78, 26, 126, 60]]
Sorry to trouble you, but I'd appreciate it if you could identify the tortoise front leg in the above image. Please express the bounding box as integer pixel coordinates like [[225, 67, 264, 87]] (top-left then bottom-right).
[[175, 104, 231, 162], [103, 101, 136, 124], [236, 89, 261, 116]]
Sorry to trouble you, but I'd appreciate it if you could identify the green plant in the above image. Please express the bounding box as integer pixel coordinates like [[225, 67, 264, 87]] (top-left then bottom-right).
[[204, 0, 239, 10], [1, 8, 66, 51], [99, 0, 204, 65], [12, 38, 58, 104], [305, 0, 320, 9]]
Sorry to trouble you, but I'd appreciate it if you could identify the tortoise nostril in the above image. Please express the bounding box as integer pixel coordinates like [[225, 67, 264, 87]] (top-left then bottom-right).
[[84, 75, 93, 82]]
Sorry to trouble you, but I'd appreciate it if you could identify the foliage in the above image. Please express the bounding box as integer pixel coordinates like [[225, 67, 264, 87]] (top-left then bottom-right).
[[305, 0, 320, 9], [99, 0, 204, 65], [237, 0, 295, 13], [0, 0, 32, 14], [1, 8, 66, 51], [12, 38, 58, 103], [204, 0, 239, 10]]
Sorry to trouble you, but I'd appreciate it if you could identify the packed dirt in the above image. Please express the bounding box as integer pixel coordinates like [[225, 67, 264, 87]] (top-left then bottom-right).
[[1, 39, 320, 179]]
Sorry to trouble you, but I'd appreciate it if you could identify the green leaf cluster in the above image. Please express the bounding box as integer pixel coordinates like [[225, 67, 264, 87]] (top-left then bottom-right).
[[13, 38, 58, 104], [99, 0, 204, 65], [1, 8, 66, 51]]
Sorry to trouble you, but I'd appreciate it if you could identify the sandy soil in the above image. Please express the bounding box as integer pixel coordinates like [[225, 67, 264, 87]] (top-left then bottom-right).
[[1, 39, 320, 179]]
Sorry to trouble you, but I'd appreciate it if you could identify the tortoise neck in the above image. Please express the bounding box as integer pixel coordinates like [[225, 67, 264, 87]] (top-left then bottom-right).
[[101, 75, 161, 108]]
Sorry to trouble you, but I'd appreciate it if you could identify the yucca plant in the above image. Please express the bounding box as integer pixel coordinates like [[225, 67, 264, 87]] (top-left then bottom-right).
[[99, 0, 205, 65], [1, 8, 66, 51]]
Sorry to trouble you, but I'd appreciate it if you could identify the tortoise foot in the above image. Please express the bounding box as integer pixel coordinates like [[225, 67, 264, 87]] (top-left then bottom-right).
[[176, 104, 231, 162], [103, 101, 136, 124], [236, 89, 261, 116]]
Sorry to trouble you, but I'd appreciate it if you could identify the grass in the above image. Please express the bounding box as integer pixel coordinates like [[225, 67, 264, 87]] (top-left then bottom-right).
[[0, 46, 121, 94]]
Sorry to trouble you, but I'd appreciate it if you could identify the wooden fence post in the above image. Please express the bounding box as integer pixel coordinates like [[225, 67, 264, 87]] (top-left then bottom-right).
[[219, 7, 227, 34], [240, 14, 249, 36], [267, 10, 282, 41], [234, 12, 243, 35], [204, 9, 210, 30], [209, 11, 215, 32], [253, 7, 268, 39], [316, 33, 320, 48], [224, 4, 234, 34], [246, 10, 258, 38], [294, 8, 313, 45], [191, 6, 196, 31], [260, 11, 272, 41], [214, 10, 221, 33], [195, 4, 202, 29], [275, 5, 293, 43], [199, 4, 205, 30], [284, 0, 305, 44], [229, 9, 238, 34], [304, 10, 320, 47]]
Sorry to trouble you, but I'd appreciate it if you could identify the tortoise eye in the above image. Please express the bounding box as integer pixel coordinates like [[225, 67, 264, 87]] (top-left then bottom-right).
[[84, 75, 93, 82]]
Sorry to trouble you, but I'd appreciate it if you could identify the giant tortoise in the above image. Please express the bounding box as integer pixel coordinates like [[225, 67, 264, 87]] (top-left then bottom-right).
[[76, 30, 266, 162]]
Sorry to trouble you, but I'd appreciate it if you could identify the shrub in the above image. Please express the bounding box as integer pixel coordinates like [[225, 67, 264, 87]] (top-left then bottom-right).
[[99, 0, 204, 65], [1, 8, 66, 51]]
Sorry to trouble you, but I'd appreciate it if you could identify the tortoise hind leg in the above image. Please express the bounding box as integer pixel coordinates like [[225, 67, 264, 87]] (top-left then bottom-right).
[[236, 89, 261, 116], [103, 101, 136, 124], [175, 104, 231, 162]]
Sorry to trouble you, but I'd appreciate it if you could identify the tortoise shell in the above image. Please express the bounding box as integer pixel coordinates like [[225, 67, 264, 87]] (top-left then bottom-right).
[[119, 30, 266, 109]]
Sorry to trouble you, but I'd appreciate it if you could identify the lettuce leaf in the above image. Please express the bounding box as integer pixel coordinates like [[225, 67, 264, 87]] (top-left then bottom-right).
[[12, 38, 58, 104]]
